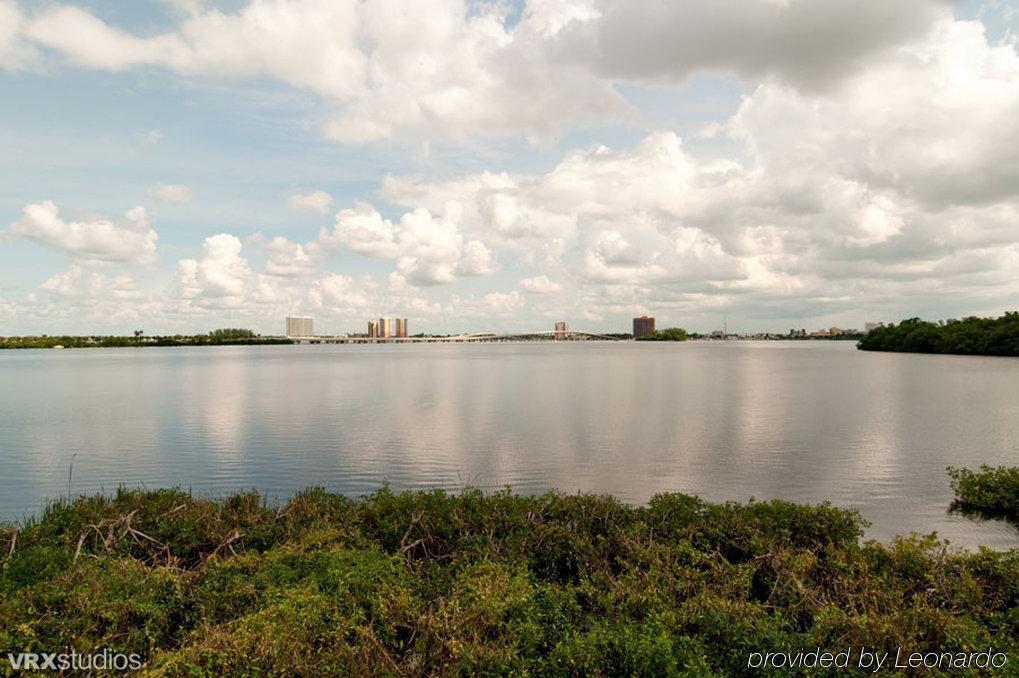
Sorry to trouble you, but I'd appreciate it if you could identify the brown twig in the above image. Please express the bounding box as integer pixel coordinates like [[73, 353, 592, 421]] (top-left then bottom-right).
[[206, 530, 243, 563], [399, 512, 422, 551], [74, 524, 105, 560], [3, 529, 16, 563], [365, 629, 403, 675], [163, 503, 188, 517], [126, 527, 162, 546], [401, 538, 425, 555]]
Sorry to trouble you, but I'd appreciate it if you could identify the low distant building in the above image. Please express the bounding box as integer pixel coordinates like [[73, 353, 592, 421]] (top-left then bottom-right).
[[285, 315, 314, 338], [554, 321, 568, 340], [633, 316, 655, 338]]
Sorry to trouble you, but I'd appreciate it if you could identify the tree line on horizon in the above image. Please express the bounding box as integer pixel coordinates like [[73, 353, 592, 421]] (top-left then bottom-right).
[[856, 311, 1019, 356], [0, 329, 291, 350], [635, 327, 689, 341]]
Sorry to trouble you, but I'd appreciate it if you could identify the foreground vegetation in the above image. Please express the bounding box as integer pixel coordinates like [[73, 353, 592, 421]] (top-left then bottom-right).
[[949, 465, 1019, 525], [857, 312, 1019, 356], [0, 329, 291, 350], [1, 487, 1016, 676]]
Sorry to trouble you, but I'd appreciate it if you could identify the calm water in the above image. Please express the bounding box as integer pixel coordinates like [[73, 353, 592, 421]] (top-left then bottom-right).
[[0, 341, 1016, 548]]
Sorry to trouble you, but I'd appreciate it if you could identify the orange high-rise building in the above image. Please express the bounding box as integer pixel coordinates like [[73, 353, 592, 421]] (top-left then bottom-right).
[[633, 316, 655, 338]]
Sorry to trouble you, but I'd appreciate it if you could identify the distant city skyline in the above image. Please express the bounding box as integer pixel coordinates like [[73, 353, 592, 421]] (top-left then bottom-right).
[[1, 1, 1018, 336], [367, 316, 408, 339], [276, 313, 874, 340]]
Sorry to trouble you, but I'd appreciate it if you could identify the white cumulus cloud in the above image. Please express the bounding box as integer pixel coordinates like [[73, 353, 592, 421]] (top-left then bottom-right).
[[5, 0, 955, 144], [173, 233, 252, 308], [0, 0, 36, 69], [562, 0, 949, 91], [317, 201, 499, 286], [4, 3, 1019, 333], [147, 184, 192, 203], [263, 236, 316, 277], [9, 201, 158, 265], [287, 190, 333, 214], [11, 0, 623, 143], [374, 14, 1019, 321], [520, 275, 562, 294]]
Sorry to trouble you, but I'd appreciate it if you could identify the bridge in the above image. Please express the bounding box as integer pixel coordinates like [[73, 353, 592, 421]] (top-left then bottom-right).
[[281, 330, 628, 344]]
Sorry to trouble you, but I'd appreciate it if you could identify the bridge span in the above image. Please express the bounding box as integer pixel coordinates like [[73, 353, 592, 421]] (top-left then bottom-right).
[[282, 330, 627, 344]]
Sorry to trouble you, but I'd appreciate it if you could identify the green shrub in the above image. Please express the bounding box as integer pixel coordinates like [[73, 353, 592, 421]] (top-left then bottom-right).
[[636, 327, 689, 341], [0, 486, 1015, 676], [948, 465, 1019, 524], [857, 312, 1019, 356]]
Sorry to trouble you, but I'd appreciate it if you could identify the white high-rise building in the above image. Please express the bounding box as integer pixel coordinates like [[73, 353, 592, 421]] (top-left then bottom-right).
[[285, 315, 314, 338]]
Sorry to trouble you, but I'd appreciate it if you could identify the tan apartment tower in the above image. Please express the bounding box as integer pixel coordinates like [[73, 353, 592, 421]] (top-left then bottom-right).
[[395, 318, 408, 338], [554, 321, 568, 340], [285, 315, 314, 338], [379, 317, 394, 338], [632, 316, 655, 339], [368, 320, 378, 338]]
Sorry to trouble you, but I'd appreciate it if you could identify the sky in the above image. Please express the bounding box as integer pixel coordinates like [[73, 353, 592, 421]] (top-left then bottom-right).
[[1, 0, 1018, 336]]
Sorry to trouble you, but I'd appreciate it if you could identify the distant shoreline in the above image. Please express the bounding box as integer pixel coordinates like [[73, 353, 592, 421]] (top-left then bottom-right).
[[0, 336, 294, 350], [1, 334, 869, 350]]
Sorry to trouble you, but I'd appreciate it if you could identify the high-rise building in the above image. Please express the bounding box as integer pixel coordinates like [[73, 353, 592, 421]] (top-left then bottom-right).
[[379, 317, 393, 338], [285, 315, 314, 338], [368, 320, 378, 338], [395, 318, 408, 338], [554, 321, 568, 340], [633, 316, 655, 338]]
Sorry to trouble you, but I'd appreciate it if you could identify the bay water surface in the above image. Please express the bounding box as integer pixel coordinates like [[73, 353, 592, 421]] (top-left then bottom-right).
[[1, 341, 1016, 548]]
